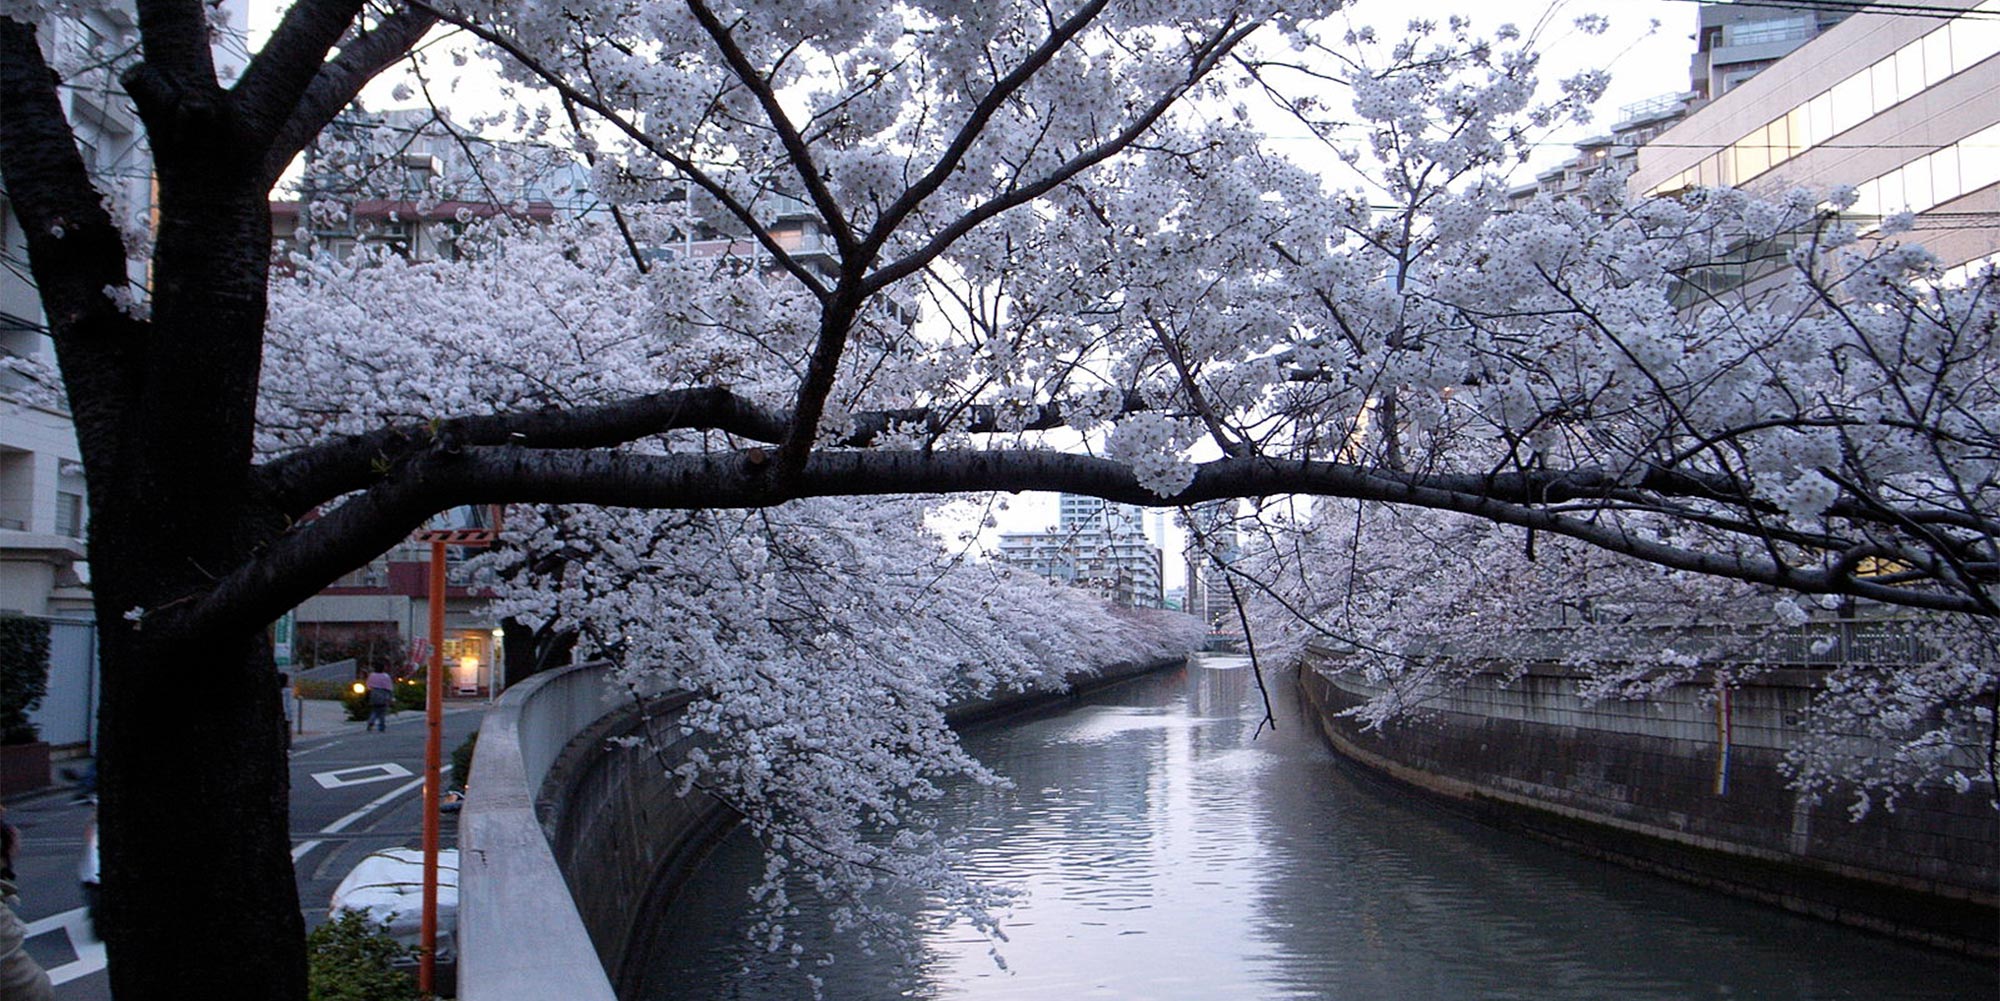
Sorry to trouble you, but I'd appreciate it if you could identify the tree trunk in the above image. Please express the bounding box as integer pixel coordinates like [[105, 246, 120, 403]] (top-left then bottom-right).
[[501, 615, 579, 689], [74, 123, 309, 998], [94, 625, 304, 1001]]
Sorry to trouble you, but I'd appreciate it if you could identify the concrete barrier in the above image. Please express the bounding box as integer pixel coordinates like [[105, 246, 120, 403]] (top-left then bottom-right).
[[1296, 653, 1999, 958], [459, 663, 623, 1001]]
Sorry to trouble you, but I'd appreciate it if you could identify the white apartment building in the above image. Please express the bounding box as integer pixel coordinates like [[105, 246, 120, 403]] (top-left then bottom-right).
[[1509, 3, 1849, 212], [997, 493, 1164, 608], [1632, 1, 2000, 278]]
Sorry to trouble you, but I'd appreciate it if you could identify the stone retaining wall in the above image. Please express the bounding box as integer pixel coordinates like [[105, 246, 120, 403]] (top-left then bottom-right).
[[1296, 654, 1998, 957]]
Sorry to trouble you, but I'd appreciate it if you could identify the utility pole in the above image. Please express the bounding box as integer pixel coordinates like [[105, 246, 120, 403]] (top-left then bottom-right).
[[412, 506, 502, 995]]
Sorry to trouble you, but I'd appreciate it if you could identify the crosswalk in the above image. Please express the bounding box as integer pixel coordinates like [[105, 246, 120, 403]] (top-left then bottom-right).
[[23, 907, 103, 986]]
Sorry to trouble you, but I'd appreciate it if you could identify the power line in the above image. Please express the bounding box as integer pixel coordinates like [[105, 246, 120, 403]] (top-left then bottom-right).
[[1646, 0, 2000, 22]]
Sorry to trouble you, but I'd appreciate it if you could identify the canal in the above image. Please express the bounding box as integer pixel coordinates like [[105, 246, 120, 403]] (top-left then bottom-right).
[[635, 655, 1996, 999]]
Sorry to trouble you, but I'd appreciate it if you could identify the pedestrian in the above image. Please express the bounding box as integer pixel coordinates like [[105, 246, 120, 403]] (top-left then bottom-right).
[[365, 667, 395, 732], [0, 807, 56, 1001]]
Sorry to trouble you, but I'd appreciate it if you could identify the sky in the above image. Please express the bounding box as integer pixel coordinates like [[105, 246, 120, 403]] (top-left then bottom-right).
[[978, 1, 1702, 584], [247, 0, 1705, 589]]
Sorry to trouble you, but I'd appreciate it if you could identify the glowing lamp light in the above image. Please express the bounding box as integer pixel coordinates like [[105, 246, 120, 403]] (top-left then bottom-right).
[[350, 681, 366, 695]]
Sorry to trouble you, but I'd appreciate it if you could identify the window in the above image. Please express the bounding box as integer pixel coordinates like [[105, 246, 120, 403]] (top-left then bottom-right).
[[1786, 106, 1811, 156], [1903, 158, 1933, 212], [55, 491, 83, 538], [1830, 75, 1870, 136], [1807, 94, 1833, 148], [1924, 29, 1955, 87], [1870, 59, 1897, 115], [1895, 45, 1926, 105], [1733, 132, 1769, 181], [1932, 148, 1962, 207], [1948, 12, 2000, 80], [1723, 16, 1810, 47]]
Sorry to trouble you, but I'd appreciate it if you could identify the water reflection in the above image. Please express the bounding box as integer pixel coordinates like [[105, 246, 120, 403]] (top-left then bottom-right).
[[637, 656, 1994, 1000]]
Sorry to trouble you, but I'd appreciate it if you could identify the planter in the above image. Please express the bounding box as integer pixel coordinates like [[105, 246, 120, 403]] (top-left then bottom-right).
[[0, 740, 51, 797]]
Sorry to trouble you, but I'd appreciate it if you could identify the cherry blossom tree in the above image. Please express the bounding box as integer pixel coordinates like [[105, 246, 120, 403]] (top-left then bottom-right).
[[3, 2, 1997, 999]]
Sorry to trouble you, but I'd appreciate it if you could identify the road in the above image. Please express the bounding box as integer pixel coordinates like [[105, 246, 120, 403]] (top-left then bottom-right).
[[5, 697, 486, 1000]]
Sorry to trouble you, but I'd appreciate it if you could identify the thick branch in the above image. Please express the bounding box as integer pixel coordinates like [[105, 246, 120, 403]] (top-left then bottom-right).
[[198, 447, 1996, 643], [0, 18, 147, 430], [254, 3, 438, 186], [252, 386, 790, 515], [134, 0, 219, 90], [235, 0, 367, 144]]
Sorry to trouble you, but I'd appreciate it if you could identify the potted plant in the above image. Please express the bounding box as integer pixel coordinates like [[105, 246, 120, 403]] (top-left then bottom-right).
[[0, 615, 52, 796]]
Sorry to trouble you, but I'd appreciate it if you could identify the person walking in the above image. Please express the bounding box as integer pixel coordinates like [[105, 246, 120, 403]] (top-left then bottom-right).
[[365, 668, 395, 732]]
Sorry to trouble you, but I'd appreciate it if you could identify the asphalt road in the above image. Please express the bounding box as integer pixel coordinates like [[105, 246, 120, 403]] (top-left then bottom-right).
[[6, 697, 486, 1000]]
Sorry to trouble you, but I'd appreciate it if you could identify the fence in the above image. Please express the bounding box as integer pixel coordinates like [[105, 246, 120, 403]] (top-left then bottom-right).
[[27, 616, 96, 751]]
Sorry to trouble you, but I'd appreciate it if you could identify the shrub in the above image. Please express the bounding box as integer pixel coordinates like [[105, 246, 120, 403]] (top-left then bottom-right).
[[394, 679, 426, 712], [306, 911, 419, 1001], [0, 615, 51, 744], [449, 731, 478, 792], [340, 687, 370, 722], [293, 678, 349, 701]]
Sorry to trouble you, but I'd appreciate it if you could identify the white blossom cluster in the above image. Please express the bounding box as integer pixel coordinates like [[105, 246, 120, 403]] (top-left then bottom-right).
[[474, 498, 1200, 957], [251, 0, 2000, 964]]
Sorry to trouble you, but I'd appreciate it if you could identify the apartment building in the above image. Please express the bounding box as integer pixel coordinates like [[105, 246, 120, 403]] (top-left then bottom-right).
[[997, 493, 1165, 609], [1632, 0, 2000, 277]]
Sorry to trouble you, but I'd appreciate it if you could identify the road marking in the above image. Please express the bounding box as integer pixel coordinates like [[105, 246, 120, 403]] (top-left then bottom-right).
[[311, 762, 413, 790], [23, 907, 104, 985], [291, 770, 434, 862]]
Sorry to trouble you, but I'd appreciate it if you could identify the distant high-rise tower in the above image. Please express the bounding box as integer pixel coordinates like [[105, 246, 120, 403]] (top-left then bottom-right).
[[1058, 494, 1146, 534], [997, 494, 1164, 608]]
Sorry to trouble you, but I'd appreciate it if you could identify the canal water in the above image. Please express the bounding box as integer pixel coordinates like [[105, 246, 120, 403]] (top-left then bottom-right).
[[636, 655, 1996, 1000]]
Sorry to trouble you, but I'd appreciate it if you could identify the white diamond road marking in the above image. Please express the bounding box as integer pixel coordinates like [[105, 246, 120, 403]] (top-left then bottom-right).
[[311, 762, 414, 790], [23, 907, 104, 985]]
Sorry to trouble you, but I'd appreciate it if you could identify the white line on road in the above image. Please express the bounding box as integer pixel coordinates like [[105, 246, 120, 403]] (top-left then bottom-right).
[[23, 907, 105, 985], [311, 762, 414, 790], [291, 773, 429, 862]]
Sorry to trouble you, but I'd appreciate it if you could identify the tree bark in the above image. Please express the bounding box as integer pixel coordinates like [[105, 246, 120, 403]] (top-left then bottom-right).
[[81, 155, 310, 1001], [95, 628, 303, 1001]]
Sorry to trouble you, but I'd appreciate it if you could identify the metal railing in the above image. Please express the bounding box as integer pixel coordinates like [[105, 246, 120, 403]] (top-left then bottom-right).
[[1333, 618, 1948, 671]]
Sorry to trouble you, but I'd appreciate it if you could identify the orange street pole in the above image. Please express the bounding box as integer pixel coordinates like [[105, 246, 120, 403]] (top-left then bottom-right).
[[420, 538, 446, 995], [412, 506, 501, 995]]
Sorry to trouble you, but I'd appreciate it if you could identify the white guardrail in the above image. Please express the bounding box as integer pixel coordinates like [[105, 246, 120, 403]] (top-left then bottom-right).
[[458, 662, 619, 1001]]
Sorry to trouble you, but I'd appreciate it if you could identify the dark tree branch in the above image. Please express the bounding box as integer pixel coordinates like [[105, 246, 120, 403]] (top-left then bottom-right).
[[0, 18, 147, 436], [199, 447, 1998, 645], [256, 4, 438, 186], [235, 0, 368, 145], [861, 17, 1260, 295], [133, 0, 219, 91], [252, 386, 792, 515]]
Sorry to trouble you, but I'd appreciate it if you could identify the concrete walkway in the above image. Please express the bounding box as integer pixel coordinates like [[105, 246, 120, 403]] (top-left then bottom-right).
[[290, 692, 489, 739]]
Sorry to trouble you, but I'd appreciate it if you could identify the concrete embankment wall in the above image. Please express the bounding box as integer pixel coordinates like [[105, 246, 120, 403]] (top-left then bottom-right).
[[462, 655, 1183, 1000], [1296, 652, 1998, 958]]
